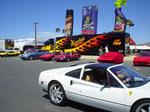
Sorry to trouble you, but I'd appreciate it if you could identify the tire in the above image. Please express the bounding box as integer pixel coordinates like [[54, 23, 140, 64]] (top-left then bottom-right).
[[29, 56, 34, 60], [131, 99, 150, 112], [52, 57, 55, 61], [48, 82, 67, 106], [67, 58, 70, 62]]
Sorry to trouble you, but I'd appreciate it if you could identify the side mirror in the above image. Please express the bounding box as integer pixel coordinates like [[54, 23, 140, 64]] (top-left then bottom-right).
[[100, 84, 110, 91]]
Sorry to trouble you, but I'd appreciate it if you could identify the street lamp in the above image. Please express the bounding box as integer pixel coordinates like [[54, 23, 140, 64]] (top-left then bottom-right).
[[33, 22, 38, 47]]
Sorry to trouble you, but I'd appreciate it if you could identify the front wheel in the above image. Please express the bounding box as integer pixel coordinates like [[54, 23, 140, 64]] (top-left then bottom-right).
[[29, 56, 34, 60], [67, 58, 70, 62], [52, 57, 55, 61], [48, 82, 67, 106], [131, 100, 150, 112]]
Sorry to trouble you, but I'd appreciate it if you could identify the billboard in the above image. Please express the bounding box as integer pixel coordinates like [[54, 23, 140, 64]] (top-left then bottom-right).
[[114, 8, 127, 32], [64, 9, 74, 36], [82, 5, 98, 34]]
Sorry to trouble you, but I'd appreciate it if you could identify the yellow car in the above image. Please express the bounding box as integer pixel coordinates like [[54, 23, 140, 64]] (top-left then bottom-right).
[[5, 48, 21, 56], [6, 51, 21, 56], [0, 51, 7, 57]]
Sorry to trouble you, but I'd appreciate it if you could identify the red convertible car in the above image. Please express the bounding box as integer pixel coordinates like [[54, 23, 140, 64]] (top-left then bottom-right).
[[39, 53, 56, 61], [133, 51, 150, 66], [54, 52, 81, 62], [97, 52, 124, 64]]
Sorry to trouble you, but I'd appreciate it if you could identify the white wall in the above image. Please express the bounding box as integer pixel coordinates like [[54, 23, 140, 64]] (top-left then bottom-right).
[[0, 39, 5, 51]]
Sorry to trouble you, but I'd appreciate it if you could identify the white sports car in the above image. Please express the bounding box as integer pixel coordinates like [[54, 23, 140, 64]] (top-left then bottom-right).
[[39, 62, 150, 112]]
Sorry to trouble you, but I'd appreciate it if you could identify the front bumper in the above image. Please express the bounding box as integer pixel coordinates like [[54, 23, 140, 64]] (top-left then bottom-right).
[[0, 53, 6, 56], [20, 56, 29, 60], [39, 80, 48, 92], [55, 57, 68, 62], [134, 61, 150, 66]]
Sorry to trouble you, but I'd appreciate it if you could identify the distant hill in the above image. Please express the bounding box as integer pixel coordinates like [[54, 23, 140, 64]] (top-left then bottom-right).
[[144, 42, 150, 46], [137, 42, 150, 46]]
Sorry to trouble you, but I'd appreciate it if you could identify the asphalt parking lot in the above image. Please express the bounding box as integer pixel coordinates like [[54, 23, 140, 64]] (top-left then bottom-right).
[[0, 56, 149, 112]]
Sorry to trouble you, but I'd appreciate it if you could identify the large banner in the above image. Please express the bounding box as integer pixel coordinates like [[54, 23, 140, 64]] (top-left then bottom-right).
[[114, 8, 127, 32], [82, 5, 98, 34], [65, 9, 74, 36]]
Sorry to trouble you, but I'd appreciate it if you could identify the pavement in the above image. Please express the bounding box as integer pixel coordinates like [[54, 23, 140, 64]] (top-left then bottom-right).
[[81, 55, 135, 61]]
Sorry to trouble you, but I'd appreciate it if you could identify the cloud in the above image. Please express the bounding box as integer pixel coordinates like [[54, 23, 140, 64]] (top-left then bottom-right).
[[27, 31, 65, 39], [37, 32, 51, 37], [2, 31, 65, 40]]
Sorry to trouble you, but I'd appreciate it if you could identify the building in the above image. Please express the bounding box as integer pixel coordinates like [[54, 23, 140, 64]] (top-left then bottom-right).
[[14, 38, 48, 51]]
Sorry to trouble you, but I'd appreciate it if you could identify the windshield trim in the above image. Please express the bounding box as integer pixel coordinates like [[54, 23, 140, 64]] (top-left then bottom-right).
[[108, 65, 149, 88], [107, 64, 127, 89]]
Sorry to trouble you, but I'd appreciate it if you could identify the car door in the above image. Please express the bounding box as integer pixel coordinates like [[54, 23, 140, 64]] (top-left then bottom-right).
[[65, 67, 126, 112], [73, 53, 78, 59], [36, 50, 44, 58]]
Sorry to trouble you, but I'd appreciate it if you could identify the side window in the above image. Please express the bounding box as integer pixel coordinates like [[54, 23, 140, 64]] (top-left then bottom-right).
[[107, 72, 123, 88], [82, 69, 108, 85], [14, 48, 19, 50], [82, 69, 93, 82], [65, 68, 81, 79]]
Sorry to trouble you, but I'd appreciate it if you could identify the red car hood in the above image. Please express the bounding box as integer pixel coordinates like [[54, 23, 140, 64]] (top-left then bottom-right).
[[99, 56, 115, 60], [134, 56, 150, 62], [40, 54, 54, 58]]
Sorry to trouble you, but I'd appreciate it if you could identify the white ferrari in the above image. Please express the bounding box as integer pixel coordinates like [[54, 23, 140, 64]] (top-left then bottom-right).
[[39, 62, 150, 112]]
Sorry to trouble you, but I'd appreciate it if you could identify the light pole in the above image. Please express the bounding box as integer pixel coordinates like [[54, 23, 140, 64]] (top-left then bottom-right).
[[33, 22, 38, 47]]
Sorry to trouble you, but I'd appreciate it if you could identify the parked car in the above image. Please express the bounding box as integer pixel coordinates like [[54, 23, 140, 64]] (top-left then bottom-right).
[[0, 50, 7, 57], [4, 48, 21, 56], [39, 62, 150, 112], [39, 52, 59, 61], [133, 51, 150, 66], [20, 49, 48, 60], [24, 48, 40, 53], [54, 52, 81, 62], [97, 52, 124, 64]]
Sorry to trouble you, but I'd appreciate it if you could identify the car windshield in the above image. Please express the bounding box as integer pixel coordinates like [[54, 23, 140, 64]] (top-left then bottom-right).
[[14, 48, 19, 50], [110, 65, 150, 88], [140, 51, 150, 56], [26, 49, 39, 53], [7, 48, 13, 50]]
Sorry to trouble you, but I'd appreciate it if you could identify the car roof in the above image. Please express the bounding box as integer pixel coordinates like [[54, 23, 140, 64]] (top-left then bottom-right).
[[85, 63, 116, 70]]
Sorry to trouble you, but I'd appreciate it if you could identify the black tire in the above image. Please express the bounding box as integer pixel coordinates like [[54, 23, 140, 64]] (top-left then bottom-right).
[[131, 99, 150, 112], [29, 56, 34, 60], [52, 57, 55, 61], [67, 58, 70, 62], [48, 81, 67, 106]]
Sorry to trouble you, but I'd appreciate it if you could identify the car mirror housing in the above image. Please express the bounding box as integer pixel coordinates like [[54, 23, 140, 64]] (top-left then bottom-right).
[[100, 83, 110, 91]]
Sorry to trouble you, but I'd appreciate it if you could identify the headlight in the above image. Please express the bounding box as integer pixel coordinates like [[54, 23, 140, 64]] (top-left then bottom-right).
[[23, 54, 29, 57]]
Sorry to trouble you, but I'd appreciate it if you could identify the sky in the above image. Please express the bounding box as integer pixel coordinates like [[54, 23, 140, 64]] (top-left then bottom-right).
[[0, 0, 150, 44]]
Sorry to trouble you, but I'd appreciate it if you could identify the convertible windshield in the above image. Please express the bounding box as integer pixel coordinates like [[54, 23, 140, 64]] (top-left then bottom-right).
[[140, 51, 150, 56], [110, 65, 150, 88]]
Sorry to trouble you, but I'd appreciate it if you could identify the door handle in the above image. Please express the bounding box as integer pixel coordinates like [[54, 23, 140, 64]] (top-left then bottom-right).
[[70, 80, 73, 85]]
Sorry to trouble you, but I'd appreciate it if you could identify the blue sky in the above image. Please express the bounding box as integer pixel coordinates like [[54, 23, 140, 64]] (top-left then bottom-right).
[[0, 0, 150, 44]]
